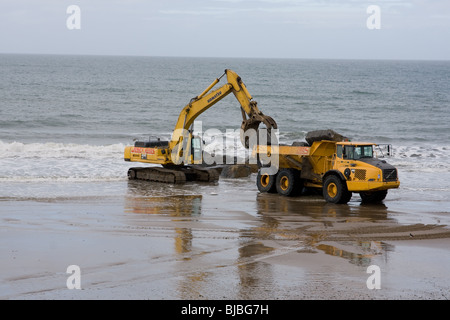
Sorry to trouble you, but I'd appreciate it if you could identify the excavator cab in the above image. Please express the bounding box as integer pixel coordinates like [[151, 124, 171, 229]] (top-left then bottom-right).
[[191, 136, 203, 164], [169, 131, 205, 165]]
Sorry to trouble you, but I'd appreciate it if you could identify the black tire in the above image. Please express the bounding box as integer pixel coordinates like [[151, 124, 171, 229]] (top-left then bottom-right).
[[256, 170, 277, 193], [360, 190, 388, 203], [275, 169, 302, 197], [323, 175, 352, 204]]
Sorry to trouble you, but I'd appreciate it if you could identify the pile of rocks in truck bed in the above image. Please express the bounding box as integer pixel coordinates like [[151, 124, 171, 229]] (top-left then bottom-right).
[[305, 129, 347, 145]]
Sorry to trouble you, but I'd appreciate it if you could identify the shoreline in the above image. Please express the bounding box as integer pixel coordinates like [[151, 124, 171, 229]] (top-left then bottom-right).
[[1, 178, 450, 300]]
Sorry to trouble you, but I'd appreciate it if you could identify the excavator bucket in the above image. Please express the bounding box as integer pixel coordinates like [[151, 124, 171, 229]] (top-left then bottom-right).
[[240, 101, 278, 149]]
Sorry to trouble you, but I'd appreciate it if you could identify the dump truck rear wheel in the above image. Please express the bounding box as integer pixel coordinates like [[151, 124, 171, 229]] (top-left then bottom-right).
[[360, 190, 388, 203], [275, 169, 302, 196], [323, 175, 352, 204], [256, 170, 277, 193]]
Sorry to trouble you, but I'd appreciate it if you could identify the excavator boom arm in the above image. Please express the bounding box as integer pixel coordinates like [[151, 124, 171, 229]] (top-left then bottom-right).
[[169, 69, 277, 151], [169, 82, 233, 150]]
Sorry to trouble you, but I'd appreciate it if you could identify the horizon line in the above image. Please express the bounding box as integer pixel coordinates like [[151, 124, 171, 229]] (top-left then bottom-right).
[[1, 51, 449, 62]]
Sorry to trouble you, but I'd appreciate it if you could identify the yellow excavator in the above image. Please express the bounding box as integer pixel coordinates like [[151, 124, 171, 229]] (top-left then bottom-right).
[[124, 69, 277, 183]]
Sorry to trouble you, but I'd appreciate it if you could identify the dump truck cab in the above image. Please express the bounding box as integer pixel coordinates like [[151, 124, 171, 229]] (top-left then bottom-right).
[[323, 141, 400, 203]]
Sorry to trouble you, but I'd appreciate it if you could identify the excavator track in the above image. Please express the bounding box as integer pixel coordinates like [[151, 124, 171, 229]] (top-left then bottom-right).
[[128, 167, 186, 184], [179, 165, 220, 182], [128, 166, 219, 184]]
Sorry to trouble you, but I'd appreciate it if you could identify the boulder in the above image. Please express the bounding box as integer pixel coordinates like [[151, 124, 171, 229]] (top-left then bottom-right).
[[220, 164, 254, 178], [305, 129, 346, 145]]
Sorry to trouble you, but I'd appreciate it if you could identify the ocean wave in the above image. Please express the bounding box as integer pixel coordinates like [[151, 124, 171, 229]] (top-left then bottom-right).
[[0, 175, 127, 183], [1, 138, 450, 184], [0, 140, 126, 160], [0, 140, 131, 183], [351, 90, 377, 95]]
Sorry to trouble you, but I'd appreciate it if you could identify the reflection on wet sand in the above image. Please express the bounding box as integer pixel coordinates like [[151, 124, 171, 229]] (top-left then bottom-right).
[[254, 192, 450, 265], [237, 241, 275, 299], [256, 193, 390, 221], [125, 182, 209, 298], [316, 241, 394, 267], [125, 194, 202, 217], [125, 184, 202, 256], [122, 181, 450, 299]]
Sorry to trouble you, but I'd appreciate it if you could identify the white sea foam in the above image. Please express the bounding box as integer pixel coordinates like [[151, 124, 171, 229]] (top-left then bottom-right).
[[0, 140, 131, 183], [1, 139, 449, 184], [0, 140, 126, 160]]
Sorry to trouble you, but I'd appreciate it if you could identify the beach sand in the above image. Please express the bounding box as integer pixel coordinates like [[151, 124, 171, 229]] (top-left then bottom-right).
[[1, 176, 450, 300]]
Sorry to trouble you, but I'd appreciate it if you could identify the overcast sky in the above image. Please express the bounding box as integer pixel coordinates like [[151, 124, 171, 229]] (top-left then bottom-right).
[[0, 0, 449, 60]]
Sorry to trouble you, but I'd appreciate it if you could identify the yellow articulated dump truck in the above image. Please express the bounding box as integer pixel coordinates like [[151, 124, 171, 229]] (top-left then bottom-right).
[[254, 130, 400, 204]]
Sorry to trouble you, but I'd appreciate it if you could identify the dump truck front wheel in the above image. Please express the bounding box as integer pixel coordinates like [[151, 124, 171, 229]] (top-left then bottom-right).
[[256, 170, 277, 193], [323, 175, 352, 204]]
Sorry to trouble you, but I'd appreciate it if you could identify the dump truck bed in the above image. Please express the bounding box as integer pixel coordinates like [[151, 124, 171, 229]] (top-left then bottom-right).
[[254, 140, 339, 185]]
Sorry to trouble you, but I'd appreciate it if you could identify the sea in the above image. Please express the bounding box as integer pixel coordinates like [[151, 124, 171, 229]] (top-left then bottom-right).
[[1, 54, 449, 211]]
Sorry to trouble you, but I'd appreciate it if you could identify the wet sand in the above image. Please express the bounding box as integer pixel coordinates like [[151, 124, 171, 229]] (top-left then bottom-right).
[[1, 177, 450, 300]]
